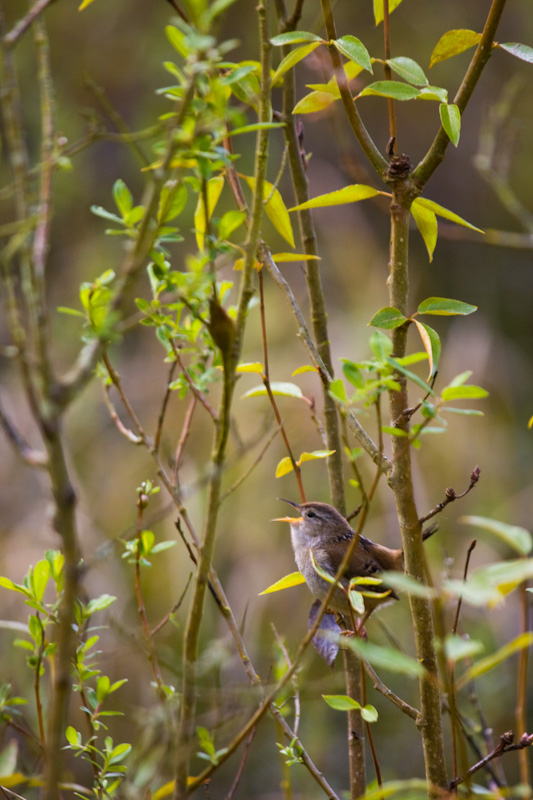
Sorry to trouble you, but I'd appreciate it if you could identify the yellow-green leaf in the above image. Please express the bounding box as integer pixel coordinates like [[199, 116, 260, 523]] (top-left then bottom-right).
[[411, 199, 438, 261], [292, 365, 317, 375], [373, 0, 404, 25], [430, 29, 482, 68], [259, 572, 306, 594], [440, 103, 461, 146], [290, 184, 381, 211], [459, 516, 532, 556], [271, 253, 321, 263], [236, 362, 264, 374], [272, 42, 323, 87], [78, 0, 96, 8], [243, 176, 294, 247], [298, 449, 335, 464], [444, 633, 484, 664], [275, 457, 294, 478], [194, 176, 224, 250], [293, 90, 339, 114], [415, 197, 483, 233], [242, 382, 303, 400], [456, 633, 533, 691], [413, 320, 441, 378]]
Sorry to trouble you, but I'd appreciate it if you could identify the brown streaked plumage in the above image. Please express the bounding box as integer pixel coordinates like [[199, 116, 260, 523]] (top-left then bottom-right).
[[275, 500, 434, 620]]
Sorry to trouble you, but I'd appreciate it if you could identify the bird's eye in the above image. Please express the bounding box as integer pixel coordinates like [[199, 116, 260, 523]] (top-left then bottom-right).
[[306, 511, 317, 519]]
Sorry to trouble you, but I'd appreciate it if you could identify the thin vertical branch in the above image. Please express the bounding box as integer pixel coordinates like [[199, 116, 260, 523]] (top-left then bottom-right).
[[517, 581, 531, 793], [382, 0, 397, 152], [386, 176, 447, 790], [174, 4, 272, 797]]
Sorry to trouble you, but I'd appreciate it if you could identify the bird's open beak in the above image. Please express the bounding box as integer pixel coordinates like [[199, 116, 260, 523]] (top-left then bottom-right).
[[272, 516, 302, 523]]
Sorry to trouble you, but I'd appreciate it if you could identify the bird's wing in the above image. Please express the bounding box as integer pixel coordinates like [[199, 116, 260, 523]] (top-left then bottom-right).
[[324, 536, 399, 599]]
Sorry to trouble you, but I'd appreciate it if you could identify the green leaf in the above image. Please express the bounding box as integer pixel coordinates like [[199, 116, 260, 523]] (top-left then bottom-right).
[[444, 633, 484, 663], [242, 382, 303, 399], [86, 594, 117, 615], [387, 57, 428, 86], [456, 633, 533, 691], [386, 357, 434, 395], [498, 42, 533, 64], [373, 0, 404, 25], [243, 176, 295, 248], [90, 206, 124, 225], [342, 361, 364, 389], [418, 85, 448, 103], [166, 25, 189, 58], [270, 31, 324, 46], [417, 297, 477, 316], [358, 81, 420, 101], [447, 370, 472, 387], [380, 571, 436, 599], [333, 36, 372, 73], [344, 638, 426, 677], [272, 42, 323, 86], [109, 743, 132, 765], [65, 726, 81, 746], [441, 385, 488, 401], [415, 198, 483, 233], [31, 560, 50, 602], [368, 306, 408, 329], [113, 179, 133, 217], [218, 209, 247, 240], [290, 184, 380, 211], [329, 378, 347, 402], [440, 103, 461, 146], [275, 457, 294, 478], [158, 182, 187, 223], [459, 516, 532, 556], [259, 572, 306, 595], [322, 694, 361, 711], [227, 122, 285, 136], [361, 704, 379, 723], [370, 330, 393, 360], [413, 320, 441, 377], [444, 559, 533, 607], [411, 199, 437, 261], [429, 29, 482, 68]]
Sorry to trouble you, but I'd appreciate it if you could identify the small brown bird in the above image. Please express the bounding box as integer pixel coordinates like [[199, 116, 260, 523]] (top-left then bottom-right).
[[276, 500, 434, 622]]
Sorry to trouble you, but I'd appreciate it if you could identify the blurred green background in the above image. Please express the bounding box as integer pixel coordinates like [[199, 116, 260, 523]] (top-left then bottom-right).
[[1, 0, 533, 796]]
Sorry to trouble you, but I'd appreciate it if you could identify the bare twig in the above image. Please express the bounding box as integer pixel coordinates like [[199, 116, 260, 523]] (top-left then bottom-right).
[[3, 0, 56, 47], [449, 731, 533, 790], [0, 399, 48, 467], [419, 467, 481, 525]]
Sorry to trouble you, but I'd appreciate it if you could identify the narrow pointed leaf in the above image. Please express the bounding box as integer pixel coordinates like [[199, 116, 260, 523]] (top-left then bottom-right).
[[333, 36, 372, 73], [292, 365, 317, 375], [242, 382, 303, 399], [358, 81, 420, 101], [236, 362, 264, 373], [298, 450, 335, 464], [498, 42, 533, 64], [243, 176, 295, 247], [411, 199, 438, 261], [441, 385, 488, 401], [386, 357, 434, 395], [429, 30, 482, 68], [373, 0, 404, 25], [293, 91, 338, 114], [259, 572, 306, 595], [322, 694, 361, 711], [344, 638, 427, 677], [413, 320, 441, 377], [290, 184, 380, 211], [456, 633, 533, 690], [444, 634, 484, 663], [415, 198, 483, 233], [272, 42, 323, 86], [440, 103, 461, 146], [270, 31, 325, 46], [460, 516, 532, 556], [194, 175, 224, 250], [271, 253, 321, 263], [417, 297, 477, 316], [387, 57, 428, 86]]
